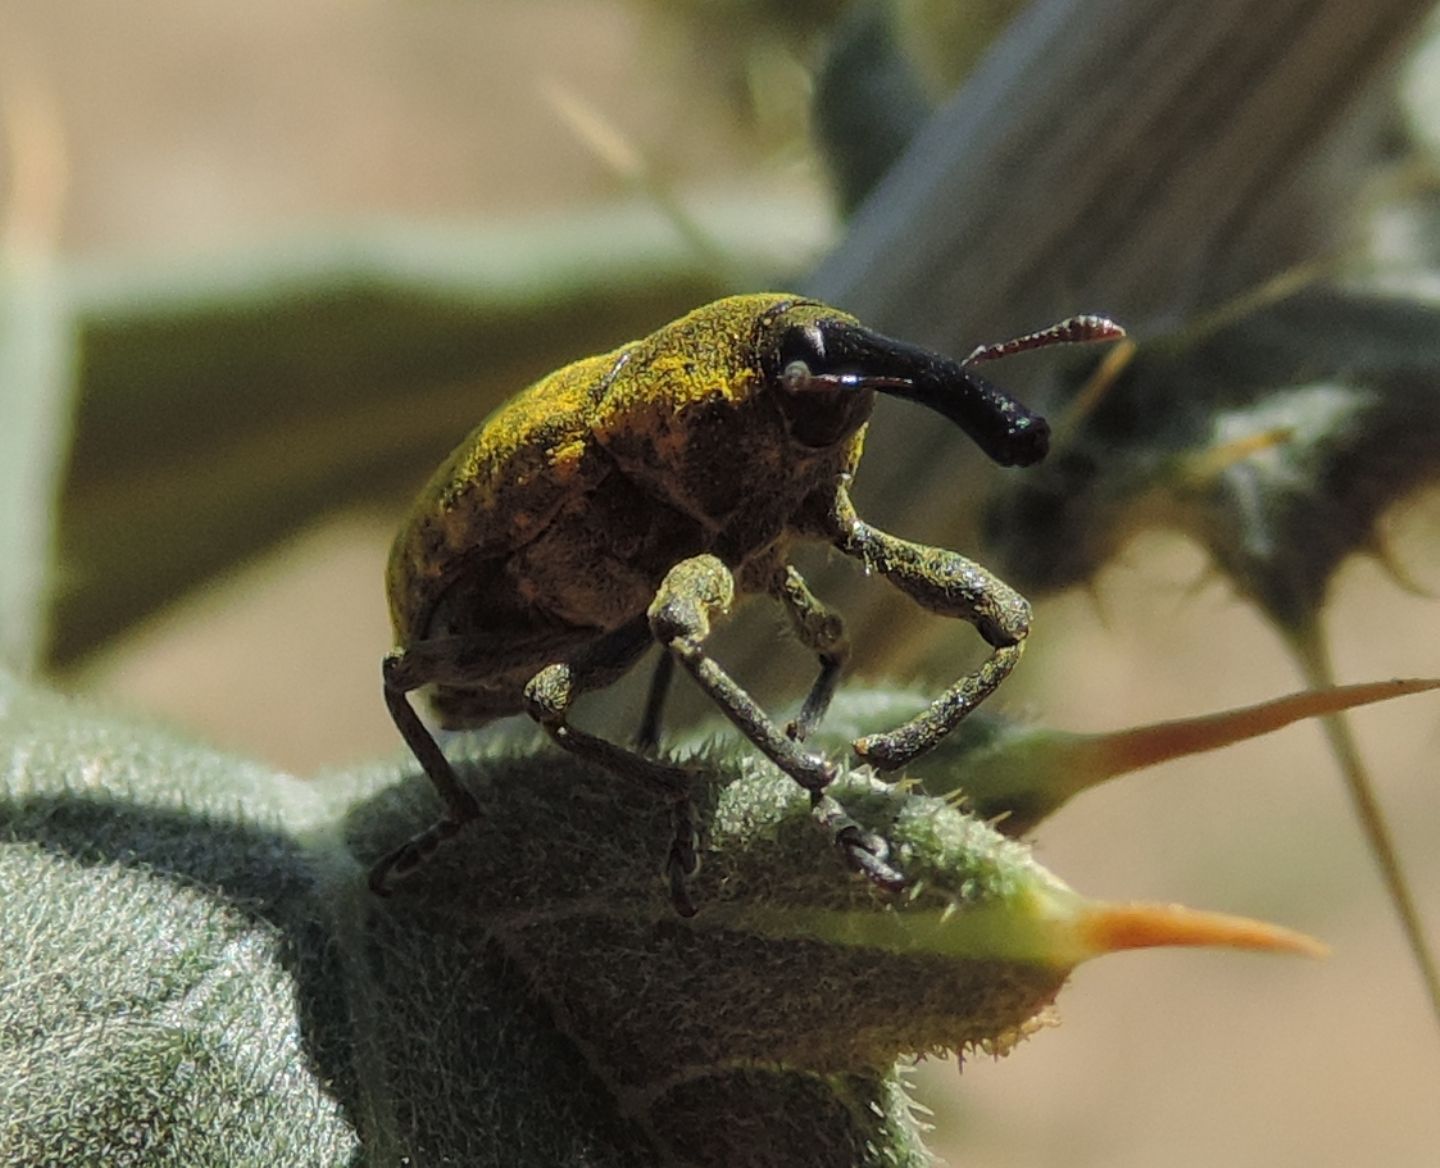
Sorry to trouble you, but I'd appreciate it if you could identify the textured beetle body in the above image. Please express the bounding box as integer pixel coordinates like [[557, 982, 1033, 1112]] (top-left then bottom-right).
[[375, 293, 1122, 907], [387, 295, 869, 727]]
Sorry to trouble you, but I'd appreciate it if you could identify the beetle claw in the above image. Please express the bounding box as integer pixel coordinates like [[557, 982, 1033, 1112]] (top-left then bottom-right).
[[837, 825, 907, 893], [811, 793, 906, 894], [367, 814, 469, 897], [667, 856, 698, 918]]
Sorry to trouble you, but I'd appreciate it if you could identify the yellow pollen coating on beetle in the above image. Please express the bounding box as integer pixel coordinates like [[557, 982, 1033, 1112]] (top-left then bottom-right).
[[384, 294, 862, 647], [390, 349, 621, 607], [583, 296, 863, 530]]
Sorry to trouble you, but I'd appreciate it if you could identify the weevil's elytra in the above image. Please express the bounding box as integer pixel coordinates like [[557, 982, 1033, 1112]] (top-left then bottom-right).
[[375, 293, 1124, 911]]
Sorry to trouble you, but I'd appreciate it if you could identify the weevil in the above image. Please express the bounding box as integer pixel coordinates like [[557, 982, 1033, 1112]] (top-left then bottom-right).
[[374, 293, 1123, 912]]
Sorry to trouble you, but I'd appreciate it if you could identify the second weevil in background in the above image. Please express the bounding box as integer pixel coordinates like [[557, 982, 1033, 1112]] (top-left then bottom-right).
[[374, 293, 1123, 913]]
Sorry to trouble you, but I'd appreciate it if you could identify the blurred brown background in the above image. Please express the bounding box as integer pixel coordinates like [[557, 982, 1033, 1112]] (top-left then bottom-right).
[[6, 1, 1439, 1164]]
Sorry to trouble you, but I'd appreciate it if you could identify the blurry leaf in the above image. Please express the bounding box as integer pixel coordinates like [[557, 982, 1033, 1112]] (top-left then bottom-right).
[[1401, 8, 1440, 168], [0, 62, 76, 674], [0, 671, 364, 1165], [891, 0, 1026, 91], [796, 2, 1433, 680], [810, 0, 1033, 213], [984, 288, 1440, 623], [982, 283, 1440, 1028], [0, 254, 75, 674], [51, 195, 829, 666], [0, 672, 1320, 1166], [813, 2, 932, 214]]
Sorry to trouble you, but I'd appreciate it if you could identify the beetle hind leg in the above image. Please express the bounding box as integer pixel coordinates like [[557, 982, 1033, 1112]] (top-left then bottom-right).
[[369, 649, 484, 895], [650, 554, 905, 894]]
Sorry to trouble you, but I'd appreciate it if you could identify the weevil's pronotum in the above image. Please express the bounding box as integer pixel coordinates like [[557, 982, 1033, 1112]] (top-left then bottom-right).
[[374, 294, 1123, 912]]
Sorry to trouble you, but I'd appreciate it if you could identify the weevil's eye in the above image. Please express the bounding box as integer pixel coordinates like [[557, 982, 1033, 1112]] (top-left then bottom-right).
[[777, 323, 826, 373], [771, 320, 875, 447], [781, 359, 813, 393]]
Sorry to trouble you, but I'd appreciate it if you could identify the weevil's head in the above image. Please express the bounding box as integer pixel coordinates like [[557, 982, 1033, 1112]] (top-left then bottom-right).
[[756, 299, 1051, 466]]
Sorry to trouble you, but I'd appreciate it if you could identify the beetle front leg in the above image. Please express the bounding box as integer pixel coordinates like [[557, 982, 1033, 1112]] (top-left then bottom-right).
[[825, 488, 1030, 771], [370, 649, 484, 895], [650, 554, 904, 893]]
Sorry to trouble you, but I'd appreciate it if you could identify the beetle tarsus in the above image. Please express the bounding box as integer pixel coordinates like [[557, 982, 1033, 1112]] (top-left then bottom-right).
[[368, 813, 470, 896], [812, 793, 906, 893], [667, 795, 701, 918], [839, 831, 907, 894], [521, 654, 708, 912]]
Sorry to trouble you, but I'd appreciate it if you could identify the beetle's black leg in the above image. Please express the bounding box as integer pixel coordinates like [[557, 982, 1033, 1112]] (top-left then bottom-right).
[[522, 620, 701, 917], [369, 650, 483, 896], [373, 623, 663, 897], [823, 488, 1030, 770], [635, 650, 675, 753], [650, 554, 904, 894], [767, 563, 849, 742]]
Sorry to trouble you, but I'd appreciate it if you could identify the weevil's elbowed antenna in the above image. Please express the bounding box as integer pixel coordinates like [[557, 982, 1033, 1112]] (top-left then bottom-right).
[[961, 315, 1126, 366], [792, 314, 1126, 468]]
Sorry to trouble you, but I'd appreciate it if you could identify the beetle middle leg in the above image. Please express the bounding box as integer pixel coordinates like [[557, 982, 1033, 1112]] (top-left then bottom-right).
[[634, 650, 676, 754], [767, 562, 850, 742], [822, 487, 1030, 771], [649, 554, 904, 893], [522, 618, 702, 916]]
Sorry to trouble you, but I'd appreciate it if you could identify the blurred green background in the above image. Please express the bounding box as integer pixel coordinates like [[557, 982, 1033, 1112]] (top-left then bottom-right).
[[3, 1, 1439, 1164]]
